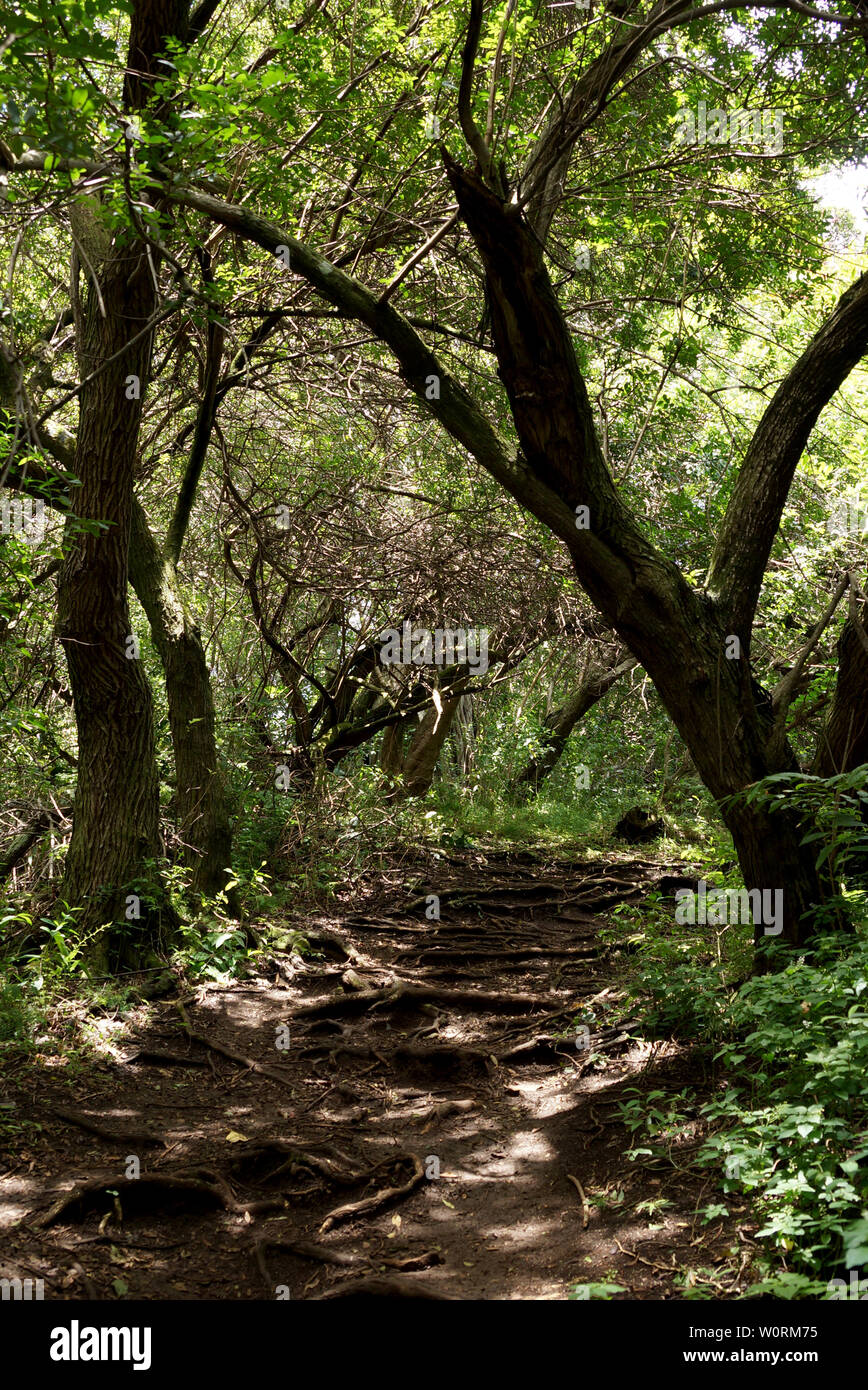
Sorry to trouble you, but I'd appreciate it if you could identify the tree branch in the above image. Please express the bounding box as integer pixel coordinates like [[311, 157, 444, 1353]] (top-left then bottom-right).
[[458, 0, 498, 190], [767, 571, 849, 763], [163, 182, 578, 547], [707, 272, 868, 637], [164, 289, 225, 566]]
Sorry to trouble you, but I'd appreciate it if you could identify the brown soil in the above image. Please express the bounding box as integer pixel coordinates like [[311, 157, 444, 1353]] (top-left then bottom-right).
[[0, 849, 757, 1300]]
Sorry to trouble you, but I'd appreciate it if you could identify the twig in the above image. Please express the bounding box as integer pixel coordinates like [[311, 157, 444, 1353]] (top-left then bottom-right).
[[175, 1003, 296, 1093], [614, 1238, 677, 1273], [566, 1172, 590, 1229]]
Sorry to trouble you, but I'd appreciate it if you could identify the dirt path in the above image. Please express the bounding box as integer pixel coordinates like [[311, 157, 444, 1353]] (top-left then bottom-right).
[[0, 850, 753, 1300]]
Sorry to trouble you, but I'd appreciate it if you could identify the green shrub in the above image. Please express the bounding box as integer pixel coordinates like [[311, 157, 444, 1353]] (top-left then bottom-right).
[[698, 934, 868, 1275]]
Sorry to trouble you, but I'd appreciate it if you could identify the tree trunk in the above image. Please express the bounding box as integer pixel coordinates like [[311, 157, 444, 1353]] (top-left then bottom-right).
[[129, 500, 233, 900], [379, 721, 407, 775], [401, 679, 468, 797], [511, 655, 635, 798], [450, 694, 475, 778], [812, 595, 868, 884], [443, 158, 834, 958], [812, 596, 868, 775], [56, 234, 163, 963], [55, 0, 190, 964]]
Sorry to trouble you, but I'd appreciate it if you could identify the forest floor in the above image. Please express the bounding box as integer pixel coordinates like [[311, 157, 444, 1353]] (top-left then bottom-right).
[[0, 847, 760, 1300]]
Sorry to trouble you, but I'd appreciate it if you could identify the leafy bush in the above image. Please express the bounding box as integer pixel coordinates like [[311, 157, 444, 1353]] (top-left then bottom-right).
[[698, 934, 868, 1276], [613, 883, 750, 1041], [0, 975, 33, 1042]]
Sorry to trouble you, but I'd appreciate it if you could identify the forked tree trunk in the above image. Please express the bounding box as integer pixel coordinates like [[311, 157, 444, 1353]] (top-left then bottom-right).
[[444, 159, 838, 962], [170, 143, 868, 965], [379, 676, 469, 797]]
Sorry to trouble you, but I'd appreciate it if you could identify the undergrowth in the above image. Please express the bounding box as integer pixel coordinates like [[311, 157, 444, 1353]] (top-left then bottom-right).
[[612, 769, 868, 1298]]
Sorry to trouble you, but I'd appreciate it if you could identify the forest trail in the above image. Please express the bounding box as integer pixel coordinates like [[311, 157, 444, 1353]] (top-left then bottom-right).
[[1, 851, 753, 1300]]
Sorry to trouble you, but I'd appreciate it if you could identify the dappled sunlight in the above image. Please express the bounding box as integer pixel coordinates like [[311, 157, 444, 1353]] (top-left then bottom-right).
[[1, 1, 865, 1326]]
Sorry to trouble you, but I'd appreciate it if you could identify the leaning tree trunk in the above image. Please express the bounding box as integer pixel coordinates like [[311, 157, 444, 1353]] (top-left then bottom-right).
[[0, 806, 70, 886], [129, 500, 233, 900], [400, 677, 469, 797], [511, 655, 635, 798]]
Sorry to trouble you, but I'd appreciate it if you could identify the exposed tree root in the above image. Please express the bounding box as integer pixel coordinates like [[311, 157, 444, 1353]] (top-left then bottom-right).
[[59, 1233, 185, 1252], [313, 1274, 453, 1299], [125, 1049, 208, 1068], [33, 1165, 294, 1229], [175, 1005, 296, 1091], [381, 1249, 442, 1270], [496, 1035, 578, 1063], [35, 1173, 231, 1228], [256, 1238, 364, 1271], [409, 1098, 477, 1123], [397, 946, 600, 969], [498, 1022, 636, 1064], [227, 1142, 362, 1188], [299, 1041, 492, 1076], [254, 1238, 363, 1289], [291, 982, 558, 1019], [319, 1153, 425, 1233], [50, 1107, 166, 1147]]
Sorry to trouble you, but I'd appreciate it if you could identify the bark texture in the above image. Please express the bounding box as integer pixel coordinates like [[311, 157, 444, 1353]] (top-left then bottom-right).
[[129, 501, 233, 899], [56, 0, 192, 957], [57, 234, 163, 954]]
